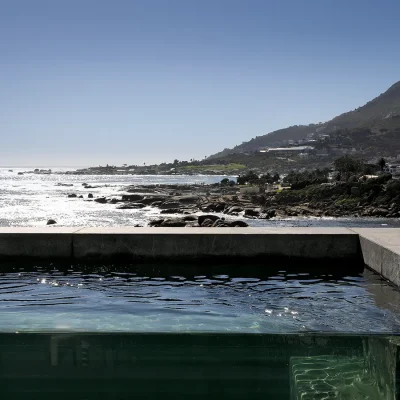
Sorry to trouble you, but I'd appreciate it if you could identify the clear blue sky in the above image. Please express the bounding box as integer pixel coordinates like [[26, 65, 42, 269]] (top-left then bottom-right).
[[1, 0, 399, 166]]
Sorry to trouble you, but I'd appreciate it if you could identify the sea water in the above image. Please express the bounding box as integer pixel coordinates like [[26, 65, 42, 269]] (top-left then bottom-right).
[[0, 167, 399, 228]]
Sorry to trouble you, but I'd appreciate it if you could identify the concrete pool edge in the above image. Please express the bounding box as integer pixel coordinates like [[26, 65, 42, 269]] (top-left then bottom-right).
[[0, 227, 398, 284], [350, 228, 400, 287]]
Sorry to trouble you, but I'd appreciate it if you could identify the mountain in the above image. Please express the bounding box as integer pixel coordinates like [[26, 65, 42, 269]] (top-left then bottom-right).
[[208, 81, 400, 159], [326, 81, 400, 130]]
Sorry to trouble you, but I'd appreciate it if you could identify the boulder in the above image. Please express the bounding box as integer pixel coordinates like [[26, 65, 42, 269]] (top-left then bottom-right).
[[371, 208, 389, 217], [141, 196, 167, 205], [67, 194, 77, 198], [88, 193, 94, 198], [201, 202, 226, 212], [161, 218, 187, 227], [159, 201, 181, 209], [82, 184, 98, 189], [94, 197, 107, 204], [121, 194, 144, 202], [259, 208, 276, 219], [201, 218, 215, 227], [47, 219, 57, 225], [230, 220, 249, 227], [244, 208, 260, 217], [116, 203, 146, 209], [225, 206, 244, 214], [160, 208, 185, 214], [78, 195, 83, 199], [198, 214, 220, 226], [212, 219, 230, 227], [183, 215, 197, 222], [172, 195, 199, 204], [149, 219, 164, 227]]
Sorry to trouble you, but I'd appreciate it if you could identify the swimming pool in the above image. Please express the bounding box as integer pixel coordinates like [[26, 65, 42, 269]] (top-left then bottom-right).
[[0, 262, 399, 334], [0, 332, 397, 399]]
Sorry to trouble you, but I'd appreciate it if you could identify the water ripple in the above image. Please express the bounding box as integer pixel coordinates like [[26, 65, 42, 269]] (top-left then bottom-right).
[[0, 263, 399, 333]]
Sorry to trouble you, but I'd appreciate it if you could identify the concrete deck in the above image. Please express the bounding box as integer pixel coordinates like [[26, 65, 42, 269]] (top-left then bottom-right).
[[350, 228, 400, 287], [0, 227, 399, 285]]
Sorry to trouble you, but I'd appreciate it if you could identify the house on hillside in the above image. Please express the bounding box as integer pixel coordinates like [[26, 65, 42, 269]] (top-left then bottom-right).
[[259, 146, 314, 155], [386, 164, 400, 176]]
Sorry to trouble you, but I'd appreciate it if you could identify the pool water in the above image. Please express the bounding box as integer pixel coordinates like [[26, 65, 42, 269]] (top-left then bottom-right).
[[0, 262, 400, 333], [0, 332, 397, 399]]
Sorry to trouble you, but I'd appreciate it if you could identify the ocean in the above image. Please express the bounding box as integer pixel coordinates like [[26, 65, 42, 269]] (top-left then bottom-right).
[[0, 167, 399, 228]]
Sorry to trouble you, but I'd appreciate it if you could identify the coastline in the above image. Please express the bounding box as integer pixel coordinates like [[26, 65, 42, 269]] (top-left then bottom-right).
[[1, 168, 399, 228]]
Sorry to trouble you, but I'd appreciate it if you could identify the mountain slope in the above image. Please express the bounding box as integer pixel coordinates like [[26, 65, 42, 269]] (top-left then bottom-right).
[[209, 81, 400, 159], [327, 81, 400, 129], [209, 125, 319, 159]]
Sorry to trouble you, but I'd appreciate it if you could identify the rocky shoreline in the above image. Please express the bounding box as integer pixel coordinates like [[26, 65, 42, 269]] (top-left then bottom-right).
[[54, 173, 400, 227]]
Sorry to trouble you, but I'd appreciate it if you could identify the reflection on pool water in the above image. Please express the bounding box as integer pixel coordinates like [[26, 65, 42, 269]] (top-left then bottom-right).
[[0, 262, 399, 333]]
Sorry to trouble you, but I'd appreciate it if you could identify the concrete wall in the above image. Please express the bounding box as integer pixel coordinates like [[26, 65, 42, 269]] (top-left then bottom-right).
[[1, 227, 400, 286], [0, 227, 360, 263]]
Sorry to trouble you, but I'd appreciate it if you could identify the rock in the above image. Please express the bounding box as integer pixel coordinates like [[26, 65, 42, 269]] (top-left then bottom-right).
[[244, 208, 260, 217], [88, 193, 94, 198], [108, 198, 118, 204], [117, 203, 146, 209], [149, 219, 164, 227], [198, 214, 220, 226], [259, 208, 276, 219], [161, 218, 187, 227], [159, 201, 181, 209], [230, 220, 249, 227], [201, 202, 226, 212], [160, 208, 185, 214], [47, 219, 57, 225], [183, 215, 197, 222], [94, 197, 107, 204], [201, 218, 215, 227], [225, 206, 244, 214], [78, 195, 83, 199], [134, 196, 167, 205], [134, 224, 142, 227], [371, 207, 389, 217], [140, 196, 167, 205], [121, 194, 144, 202], [212, 219, 230, 227], [82, 184, 98, 189], [172, 195, 199, 204], [68, 194, 77, 198], [351, 187, 361, 197]]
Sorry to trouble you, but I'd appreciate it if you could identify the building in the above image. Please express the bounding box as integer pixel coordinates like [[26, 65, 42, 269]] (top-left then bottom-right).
[[260, 146, 314, 155], [386, 165, 400, 176]]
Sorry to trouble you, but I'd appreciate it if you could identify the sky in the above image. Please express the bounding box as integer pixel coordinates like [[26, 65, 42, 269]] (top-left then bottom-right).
[[1, 0, 400, 167]]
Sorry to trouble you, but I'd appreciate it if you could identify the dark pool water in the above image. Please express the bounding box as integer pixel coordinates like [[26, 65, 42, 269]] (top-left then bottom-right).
[[0, 263, 399, 333], [0, 332, 395, 399]]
